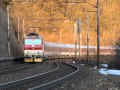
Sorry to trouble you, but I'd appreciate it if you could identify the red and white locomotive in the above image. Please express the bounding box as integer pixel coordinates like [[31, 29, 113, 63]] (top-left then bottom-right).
[[24, 33, 44, 62], [24, 32, 115, 63]]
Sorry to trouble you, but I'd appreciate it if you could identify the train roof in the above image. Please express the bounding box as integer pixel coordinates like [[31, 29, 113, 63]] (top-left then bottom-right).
[[25, 33, 42, 39], [27, 32, 39, 36]]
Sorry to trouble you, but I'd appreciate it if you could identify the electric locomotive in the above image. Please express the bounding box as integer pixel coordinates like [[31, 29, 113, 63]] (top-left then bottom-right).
[[24, 32, 44, 62]]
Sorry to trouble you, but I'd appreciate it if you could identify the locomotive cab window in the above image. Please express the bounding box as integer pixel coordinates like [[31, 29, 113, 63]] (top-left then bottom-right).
[[25, 39, 33, 45], [34, 39, 42, 45]]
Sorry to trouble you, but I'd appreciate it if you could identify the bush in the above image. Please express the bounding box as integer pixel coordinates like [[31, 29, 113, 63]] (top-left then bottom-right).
[[108, 38, 120, 69]]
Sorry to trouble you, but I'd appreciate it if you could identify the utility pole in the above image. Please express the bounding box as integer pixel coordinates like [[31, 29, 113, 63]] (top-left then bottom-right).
[[17, 17, 20, 56], [77, 19, 81, 61], [75, 34, 77, 61], [86, 11, 90, 64], [85, 1, 100, 67], [60, 29, 61, 58], [7, 4, 11, 57], [96, 0, 100, 68], [17, 17, 20, 42], [74, 22, 77, 62], [23, 19, 25, 40]]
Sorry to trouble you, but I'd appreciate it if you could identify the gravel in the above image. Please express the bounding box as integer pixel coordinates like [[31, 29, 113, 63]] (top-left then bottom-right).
[[52, 62, 120, 90], [107, 75, 120, 89], [0, 61, 56, 84], [10, 63, 76, 90], [1, 60, 120, 90], [0, 61, 21, 69]]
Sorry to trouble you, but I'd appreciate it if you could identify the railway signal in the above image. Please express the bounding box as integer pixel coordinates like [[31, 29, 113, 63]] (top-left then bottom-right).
[[7, 4, 11, 56], [74, 19, 81, 62]]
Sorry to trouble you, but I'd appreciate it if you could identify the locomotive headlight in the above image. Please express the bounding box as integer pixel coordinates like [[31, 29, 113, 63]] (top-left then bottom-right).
[[32, 45, 34, 47]]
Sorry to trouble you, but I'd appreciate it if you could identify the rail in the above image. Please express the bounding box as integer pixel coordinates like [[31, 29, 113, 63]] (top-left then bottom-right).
[[28, 62, 79, 90], [0, 57, 24, 62], [0, 63, 58, 90]]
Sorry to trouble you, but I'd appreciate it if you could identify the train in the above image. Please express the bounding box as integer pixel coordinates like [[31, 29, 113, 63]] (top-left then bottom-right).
[[23, 32, 115, 63], [23, 32, 76, 62]]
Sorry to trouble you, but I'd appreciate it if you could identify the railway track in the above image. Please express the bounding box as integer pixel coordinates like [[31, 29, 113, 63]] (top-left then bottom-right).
[[0, 62, 79, 90], [0, 57, 24, 68], [0, 63, 36, 75]]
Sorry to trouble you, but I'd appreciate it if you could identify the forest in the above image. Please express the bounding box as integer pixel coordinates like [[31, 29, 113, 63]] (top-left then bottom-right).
[[9, 0, 120, 46]]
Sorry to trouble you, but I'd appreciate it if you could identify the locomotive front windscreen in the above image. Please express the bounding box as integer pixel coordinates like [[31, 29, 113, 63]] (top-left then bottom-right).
[[34, 39, 42, 45], [25, 39, 42, 45], [25, 39, 33, 45]]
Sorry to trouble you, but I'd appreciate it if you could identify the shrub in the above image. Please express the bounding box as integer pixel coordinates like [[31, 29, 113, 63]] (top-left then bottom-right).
[[108, 38, 120, 69]]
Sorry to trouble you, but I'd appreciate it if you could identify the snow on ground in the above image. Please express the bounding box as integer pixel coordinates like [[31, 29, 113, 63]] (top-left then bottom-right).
[[80, 64, 85, 66], [99, 68, 120, 75], [100, 64, 108, 68], [91, 64, 120, 76]]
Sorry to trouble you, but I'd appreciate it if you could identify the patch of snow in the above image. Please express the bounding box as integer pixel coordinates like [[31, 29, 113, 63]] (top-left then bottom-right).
[[99, 68, 120, 75], [81, 64, 85, 66], [100, 64, 108, 68], [93, 66, 97, 69]]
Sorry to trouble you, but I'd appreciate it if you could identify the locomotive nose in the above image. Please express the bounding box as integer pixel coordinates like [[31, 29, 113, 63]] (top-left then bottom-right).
[[32, 45, 34, 47]]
